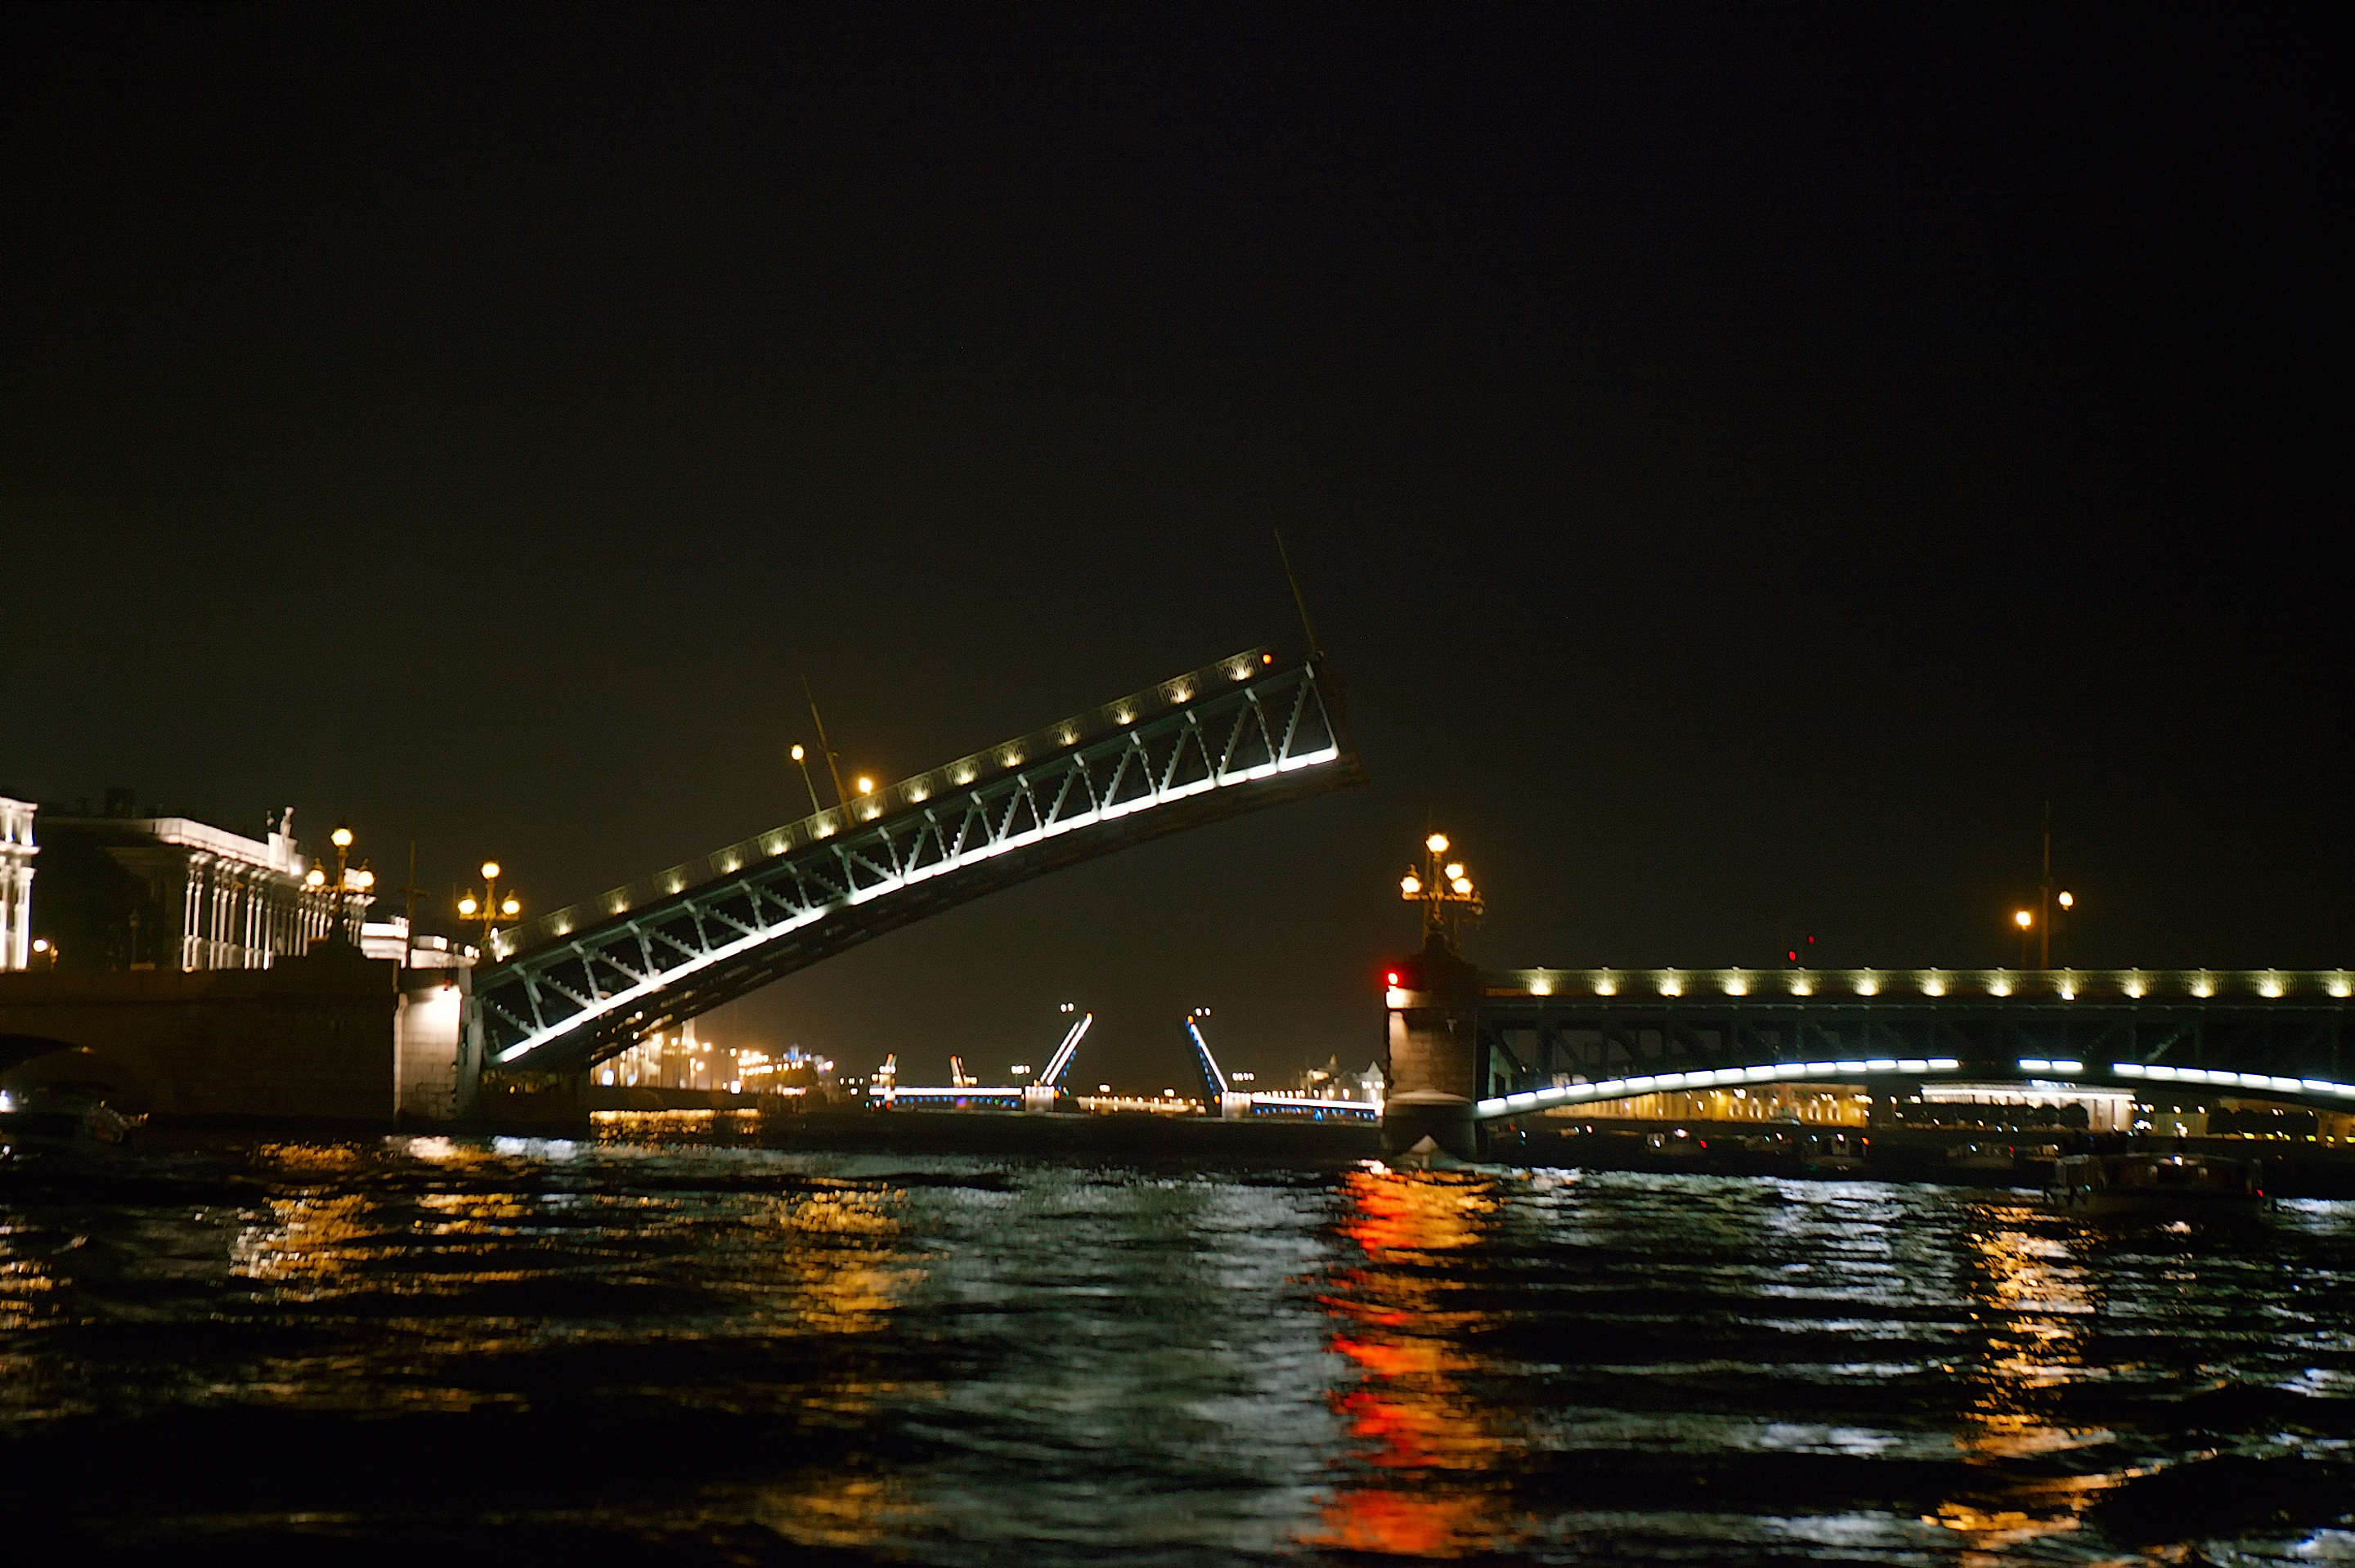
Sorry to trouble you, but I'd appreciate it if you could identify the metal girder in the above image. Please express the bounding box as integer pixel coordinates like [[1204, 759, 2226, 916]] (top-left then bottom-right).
[[471, 649, 1361, 1074], [1464, 992, 2355, 1119]]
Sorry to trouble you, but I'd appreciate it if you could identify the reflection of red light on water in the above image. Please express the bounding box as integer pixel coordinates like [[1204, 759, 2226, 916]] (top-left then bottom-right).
[[1339, 1183, 1425, 1254], [1337, 1388, 1433, 1467], [1314, 1486, 1488, 1557], [1331, 1333, 1422, 1379], [1318, 1294, 1409, 1328]]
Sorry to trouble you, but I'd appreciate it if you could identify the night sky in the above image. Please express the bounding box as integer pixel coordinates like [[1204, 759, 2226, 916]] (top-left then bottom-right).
[[4, 9, 2343, 1092]]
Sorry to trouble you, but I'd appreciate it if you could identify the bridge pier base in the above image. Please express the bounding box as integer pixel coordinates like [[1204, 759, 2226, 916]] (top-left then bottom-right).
[[1383, 934, 1485, 1163], [1383, 1091, 1476, 1161]]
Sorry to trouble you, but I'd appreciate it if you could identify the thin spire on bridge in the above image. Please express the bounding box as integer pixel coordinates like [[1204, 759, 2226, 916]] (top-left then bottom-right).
[[801, 674, 851, 809], [1272, 525, 1323, 662]]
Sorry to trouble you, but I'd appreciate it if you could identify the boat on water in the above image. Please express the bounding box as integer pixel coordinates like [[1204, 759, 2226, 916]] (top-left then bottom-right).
[[2045, 1150, 2266, 1219], [0, 1083, 141, 1148]]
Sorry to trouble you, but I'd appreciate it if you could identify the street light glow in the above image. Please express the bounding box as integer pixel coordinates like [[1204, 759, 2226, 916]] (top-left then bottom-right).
[[855, 776, 874, 794], [1451, 876, 1473, 895], [331, 827, 353, 848], [306, 867, 326, 888], [501, 897, 520, 916], [790, 744, 805, 761], [1442, 862, 1464, 880], [458, 896, 478, 916], [1400, 874, 1421, 894], [482, 861, 501, 880], [2058, 890, 2075, 909], [2013, 909, 2032, 929], [1426, 833, 1448, 853]]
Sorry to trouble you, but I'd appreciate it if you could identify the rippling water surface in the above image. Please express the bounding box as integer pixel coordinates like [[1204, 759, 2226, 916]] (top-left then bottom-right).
[[4, 1122, 2352, 1565]]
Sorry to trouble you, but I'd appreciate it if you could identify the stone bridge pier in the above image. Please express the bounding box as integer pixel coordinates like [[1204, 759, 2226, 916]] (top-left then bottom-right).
[[1381, 934, 1485, 1161]]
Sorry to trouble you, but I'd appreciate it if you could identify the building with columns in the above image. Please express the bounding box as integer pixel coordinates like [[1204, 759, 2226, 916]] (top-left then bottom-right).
[[1, 796, 35, 970], [27, 801, 366, 971]]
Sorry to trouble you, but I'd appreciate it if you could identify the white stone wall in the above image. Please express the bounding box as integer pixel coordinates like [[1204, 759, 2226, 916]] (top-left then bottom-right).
[[40, 811, 358, 971], [395, 973, 467, 1120], [0, 797, 35, 971]]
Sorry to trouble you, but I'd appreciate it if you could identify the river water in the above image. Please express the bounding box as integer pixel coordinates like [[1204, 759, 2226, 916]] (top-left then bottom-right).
[[3, 1120, 2351, 1565]]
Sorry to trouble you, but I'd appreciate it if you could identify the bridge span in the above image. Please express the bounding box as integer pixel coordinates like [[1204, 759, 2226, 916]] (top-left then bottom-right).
[[1383, 943, 2355, 1157], [470, 648, 1359, 1083]]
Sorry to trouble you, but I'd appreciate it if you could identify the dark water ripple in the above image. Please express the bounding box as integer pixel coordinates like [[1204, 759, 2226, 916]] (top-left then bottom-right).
[[2, 1126, 2351, 1565]]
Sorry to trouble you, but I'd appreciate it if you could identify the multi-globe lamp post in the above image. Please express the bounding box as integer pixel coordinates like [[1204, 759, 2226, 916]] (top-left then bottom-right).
[[1400, 831, 1483, 948], [457, 861, 520, 957], [302, 824, 375, 943], [2011, 888, 2076, 972]]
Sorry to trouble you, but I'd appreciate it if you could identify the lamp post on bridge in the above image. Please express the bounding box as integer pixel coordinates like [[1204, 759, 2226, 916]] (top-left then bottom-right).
[[457, 860, 520, 960], [1399, 831, 1483, 950], [1385, 829, 1487, 1163], [301, 824, 374, 945], [789, 744, 824, 817], [2014, 892, 2078, 975], [2033, 807, 2079, 972]]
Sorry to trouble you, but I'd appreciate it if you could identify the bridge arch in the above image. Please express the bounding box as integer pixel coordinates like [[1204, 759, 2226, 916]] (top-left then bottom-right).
[[1474, 1055, 2355, 1123], [0, 1037, 168, 1114]]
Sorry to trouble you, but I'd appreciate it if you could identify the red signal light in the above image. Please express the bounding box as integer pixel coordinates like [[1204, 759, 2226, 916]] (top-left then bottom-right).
[[1384, 970, 1401, 987], [1262, 652, 1274, 664]]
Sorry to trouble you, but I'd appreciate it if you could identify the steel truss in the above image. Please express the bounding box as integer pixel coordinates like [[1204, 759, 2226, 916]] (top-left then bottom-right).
[[1469, 992, 2355, 1120], [473, 649, 1359, 1074]]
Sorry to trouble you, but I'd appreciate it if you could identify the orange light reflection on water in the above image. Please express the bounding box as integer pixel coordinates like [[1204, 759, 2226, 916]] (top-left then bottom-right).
[[1920, 1201, 2116, 1555], [1308, 1163, 1522, 1557]]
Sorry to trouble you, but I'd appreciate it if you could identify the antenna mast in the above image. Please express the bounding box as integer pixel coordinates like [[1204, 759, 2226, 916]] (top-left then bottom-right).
[[801, 674, 852, 809], [1272, 526, 1323, 661]]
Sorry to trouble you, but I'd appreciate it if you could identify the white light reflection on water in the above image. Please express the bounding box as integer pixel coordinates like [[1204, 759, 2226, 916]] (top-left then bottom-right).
[[0, 1138, 2349, 1563]]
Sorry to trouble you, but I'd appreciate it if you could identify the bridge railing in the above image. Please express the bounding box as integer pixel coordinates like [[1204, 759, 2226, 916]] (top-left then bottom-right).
[[1481, 966, 2355, 1005], [491, 647, 1285, 963]]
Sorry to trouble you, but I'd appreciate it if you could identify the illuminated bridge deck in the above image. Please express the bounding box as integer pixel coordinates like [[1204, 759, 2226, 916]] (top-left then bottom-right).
[[1405, 965, 2355, 1121], [473, 648, 1359, 1076]]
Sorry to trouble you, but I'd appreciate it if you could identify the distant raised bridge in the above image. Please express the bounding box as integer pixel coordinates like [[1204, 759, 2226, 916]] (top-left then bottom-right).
[[471, 649, 1361, 1077]]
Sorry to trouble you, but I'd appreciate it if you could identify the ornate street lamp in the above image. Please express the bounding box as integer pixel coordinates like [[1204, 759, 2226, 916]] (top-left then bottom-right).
[[1401, 830, 1484, 949], [457, 859, 521, 957], [303, 823, 374, 943]]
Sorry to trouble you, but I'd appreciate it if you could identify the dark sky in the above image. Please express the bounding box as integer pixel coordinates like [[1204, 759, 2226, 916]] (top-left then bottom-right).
[[3, 7, 2344, 1091]]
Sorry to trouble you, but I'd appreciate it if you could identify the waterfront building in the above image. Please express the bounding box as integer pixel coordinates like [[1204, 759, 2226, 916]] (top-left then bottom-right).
[[0, 795, 34, 970], [1295, 1055, 1386, 1104], [29, 796, 363, 971]]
